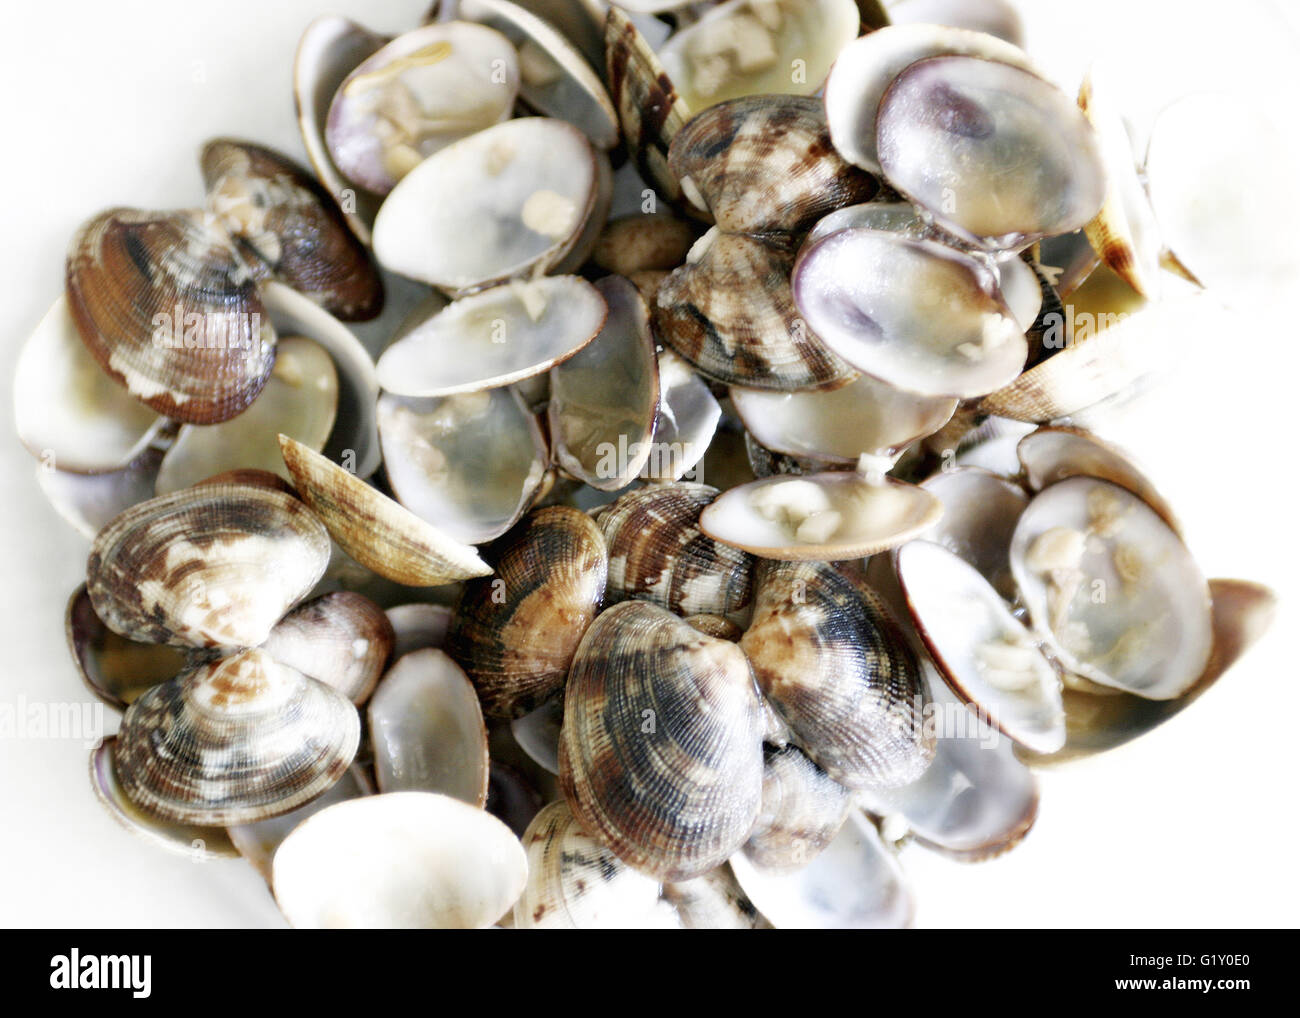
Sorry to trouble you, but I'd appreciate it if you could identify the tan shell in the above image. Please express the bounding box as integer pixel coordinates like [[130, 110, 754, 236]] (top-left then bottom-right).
[[279, 434, 491, 588], [744, 745, 851, 871], [595, 482, 754, 618], [114, 648, 360, 825], [65, 208, 276, 424], [260, 591, 395, 705], [593, 214, 696, 277], [447, 507, 607, 719], [560, 601, 765, 880], [740, 559, 935, 790], [86, 482, 331, 649]]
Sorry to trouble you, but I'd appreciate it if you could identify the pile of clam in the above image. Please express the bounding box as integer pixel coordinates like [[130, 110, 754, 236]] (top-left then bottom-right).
[[19, 0, 1281, 928]]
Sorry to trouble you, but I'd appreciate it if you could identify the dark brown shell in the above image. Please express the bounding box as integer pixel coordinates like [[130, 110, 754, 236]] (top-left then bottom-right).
[[594, 483, 754, 618], [740, 559, 935, 790], [200, 138, 384, 321], [65, 207, 276, 424], [559, 601, 765, 881], [668, 95, 877, 235], [744, 744, 851, 870], [447, 507, 608, 719]]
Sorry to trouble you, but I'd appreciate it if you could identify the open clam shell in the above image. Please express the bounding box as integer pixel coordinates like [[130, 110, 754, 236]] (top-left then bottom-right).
[[642, 349, 721, 482], [1008, 476, 1213, 700], [325, 21, 520, 196], [368, 648, 490, 806], [271, 791, 528, 928], [87, 482, 331, 649], [39, 444, 169, 540], [700, 472, 942, 560], [793, 229, 1027, 400], [560, 600, 765, 881], [897, 540, 1065, 754], [200, 138, 384, 320], [15, 295, 167, 474], [740, 559, 935, 789], [548, 276, 660, 490], [379, 388, 549, 544], [387, 602, 453, 659], [375, 276, 607, 398], [372, 118, 597, 292], [447, 507, 607, 719], [919, 467, 1028, 599], [514, 800, 665, 929], [114, 648, 360, 826], [279, 435, 491, 588], [658, 0, 859, 114], [67, 585, 188, 711], [90, 738, 238, 860], [261, 591, 395, 705]]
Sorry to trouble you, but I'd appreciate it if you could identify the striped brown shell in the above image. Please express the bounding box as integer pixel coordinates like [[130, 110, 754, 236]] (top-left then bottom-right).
[[65, 207, 277, 424], [447, 507, 607, 719], [739, 559, 935, 790], [559, 601, 765, 881], [201, 138, 384, 321], [114, 648, 360, 825], [86, 482, 331, 649], [260, 591, 395, 705], [744, 744, 851, 871], [594, 483, 754, 618]]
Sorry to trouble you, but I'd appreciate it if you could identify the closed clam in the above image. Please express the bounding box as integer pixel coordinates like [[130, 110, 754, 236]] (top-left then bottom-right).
[[87, 482, 331, 649], [595, 483, 754, 618], [662, 865, 769, 929], [447, 507, 607, 719], [260, 591, 395, 705], [66, 207, 277, 424], [114, 648, 360, 825], [560, 601, 765, 880], [744, 745, 851, 871], [739, 559, 935, 790]]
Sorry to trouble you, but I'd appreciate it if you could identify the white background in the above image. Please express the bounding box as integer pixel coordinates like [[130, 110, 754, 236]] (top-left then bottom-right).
[[1, 0, 1298, 927]]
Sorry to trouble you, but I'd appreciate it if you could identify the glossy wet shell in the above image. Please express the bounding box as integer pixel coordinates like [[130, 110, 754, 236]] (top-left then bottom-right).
[[260, 591, 394, 704], [559, 601, 765, 881], [67, 585, 188, 710], [66, 208, 277, 425], [595, 483, 754, 618], [447, 507, 607, 719], [740, 559, 934, 790], [87, 483, 331, 649], [113, 648, 360, 825]]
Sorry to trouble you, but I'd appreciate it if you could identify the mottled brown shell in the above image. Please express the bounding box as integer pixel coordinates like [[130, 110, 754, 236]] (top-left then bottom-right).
[[201, 139, 384, 321], [594, 483, 754, 618], [114, 648, 360, 825], [447, 507, 608, 719], [86, 482, 331, 649], [559, 601, 765, 881], [744, 744, 851, 870], [740, 560, 935, 790], [261, 591, 395, 705], [65, 207, 276, 424]]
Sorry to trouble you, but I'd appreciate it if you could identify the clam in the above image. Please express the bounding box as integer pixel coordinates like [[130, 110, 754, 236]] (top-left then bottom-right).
[[548, 276, 660, 490], [65, 207, 277, 424], [375, 276, 607, 397], [514, 800, 665, 928], [260, 591, 395, 705], [367, 649, 490, 806], [271, 791, 528, 928], [896, 540, 1065, 754], [67, 585, 188, 711], [387, 602, 454, 658], [559, 600, 765, 880], [657, 0, 860, 114], [1008, 477, 1213, 700], [641, 349, 721, 482], [744, 745, 851, 870], [325, 22, 520, 196], [662, 865, 770, 929], [378, 387, 549, 543], [200, 138, 384, 319], [293, 15, 390, 243], [595, 483, 754, 618], [592, 214, 697, 278], [38, 444, 168, 541], [730, 811, 912, 929], [793, 229, 1027, 399], [884, 0, 1024, 44], [155, 335, 338, 495], [114, 648, 360, 825], [372, 118, 598, 292], [511, 697, 564, 776], [447, 507, 607, 718], [278, 435, 492, 588], [90, 738, 238, 860], [14, 295, 167, 474], [87, 482, 331, 649], [1034, 229, 1101, 299], [739, 559, 935, 789], [700, 471, 942, 560], [918, 468, 1028, 599]]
